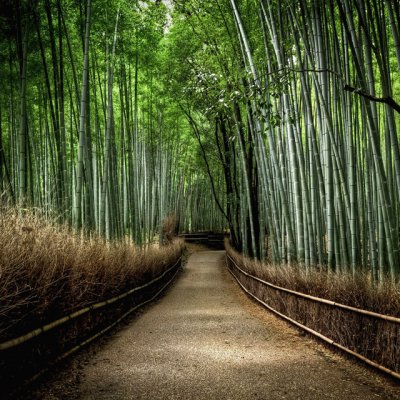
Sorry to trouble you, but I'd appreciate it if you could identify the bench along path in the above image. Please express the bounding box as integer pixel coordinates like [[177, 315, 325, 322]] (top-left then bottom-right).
[[41, 251, 399, 399]]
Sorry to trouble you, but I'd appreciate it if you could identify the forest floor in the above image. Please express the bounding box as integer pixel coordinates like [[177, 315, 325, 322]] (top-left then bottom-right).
[[28, 250, 400, 400]]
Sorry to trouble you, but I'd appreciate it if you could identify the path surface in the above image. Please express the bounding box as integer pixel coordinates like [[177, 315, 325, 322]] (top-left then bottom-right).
[[39, 251, 399, 399]]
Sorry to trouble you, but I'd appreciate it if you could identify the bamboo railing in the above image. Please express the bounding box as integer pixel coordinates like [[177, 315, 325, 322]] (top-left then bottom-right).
[[0, 257, 181, 351], [226, 254, 400, 380]]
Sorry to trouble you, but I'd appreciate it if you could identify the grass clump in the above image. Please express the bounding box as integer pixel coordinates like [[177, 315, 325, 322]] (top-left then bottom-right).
[[226, 240, 400, 374], [0, 208, 184, 342], [226, 240, 400, 317], [161, 213, 179, 245]]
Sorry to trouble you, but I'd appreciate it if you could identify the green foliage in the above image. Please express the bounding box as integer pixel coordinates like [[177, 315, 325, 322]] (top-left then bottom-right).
[[1, 0, 400, 281]]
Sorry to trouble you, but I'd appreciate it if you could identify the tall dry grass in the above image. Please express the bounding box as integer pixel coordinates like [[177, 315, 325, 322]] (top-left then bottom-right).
[[161, 213, 179, 245], [0, 208, 184, 342], [226, 241, 400, 373], [226, 241, 400, 317]]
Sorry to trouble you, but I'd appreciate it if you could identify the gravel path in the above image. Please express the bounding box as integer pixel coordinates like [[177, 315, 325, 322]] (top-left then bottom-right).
[[37, 251, 399, 399]]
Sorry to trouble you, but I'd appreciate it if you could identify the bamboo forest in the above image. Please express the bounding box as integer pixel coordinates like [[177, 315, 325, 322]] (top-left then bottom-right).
[[1, 0, 400, 397]]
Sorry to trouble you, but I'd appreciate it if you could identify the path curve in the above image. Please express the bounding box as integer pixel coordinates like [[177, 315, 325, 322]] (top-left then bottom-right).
[[39, 251, 399, 399]]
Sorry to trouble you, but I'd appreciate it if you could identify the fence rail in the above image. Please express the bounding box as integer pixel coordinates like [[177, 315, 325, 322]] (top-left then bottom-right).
[[23, 264, 181, 388], [0, 257, 182, 351], [226, 254, 400, 381], [0, 257, 182, 400], [179, 232, 226, 249]]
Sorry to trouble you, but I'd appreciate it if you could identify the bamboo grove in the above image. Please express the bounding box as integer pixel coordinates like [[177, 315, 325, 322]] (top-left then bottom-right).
[[168, 0, 400, 282], [0, 0, 226, 243], [1, 0, 400, 282]]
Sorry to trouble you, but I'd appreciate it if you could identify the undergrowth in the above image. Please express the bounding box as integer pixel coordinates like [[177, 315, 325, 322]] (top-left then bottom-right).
[[0, 209, 184, 342], [226, 240, 400, 373], [226, 241, 400, 317], [161, 213, 179, 245]]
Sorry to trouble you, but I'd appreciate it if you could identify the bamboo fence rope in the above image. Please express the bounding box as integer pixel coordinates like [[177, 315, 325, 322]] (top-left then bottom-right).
[[226, 255, 400, 381], [0, 257, 182, 351], [7, 264, 182, 398], [226, 254, 400, 324]]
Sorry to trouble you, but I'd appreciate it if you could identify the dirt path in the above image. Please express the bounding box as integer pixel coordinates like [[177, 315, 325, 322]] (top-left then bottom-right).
[[37, 251, 399, 399]]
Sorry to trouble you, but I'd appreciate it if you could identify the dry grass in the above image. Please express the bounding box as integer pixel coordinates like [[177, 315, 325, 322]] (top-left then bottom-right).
[[161, 214, 179, 245], [226, 241, 400, 373], [0, 208, 184, 342], [226, 241, 400, 317]]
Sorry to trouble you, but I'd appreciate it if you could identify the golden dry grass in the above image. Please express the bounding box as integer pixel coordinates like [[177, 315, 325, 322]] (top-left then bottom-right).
[[161, 214, 179, 245], [226, 240, 400, 373], [226, 240, 400, 317], [0, 208, 184, 341]]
